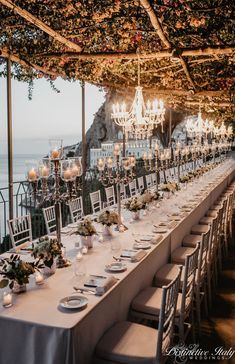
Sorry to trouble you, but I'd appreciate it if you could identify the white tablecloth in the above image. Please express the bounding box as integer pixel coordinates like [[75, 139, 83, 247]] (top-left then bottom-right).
[[0, 159, 234, 364]]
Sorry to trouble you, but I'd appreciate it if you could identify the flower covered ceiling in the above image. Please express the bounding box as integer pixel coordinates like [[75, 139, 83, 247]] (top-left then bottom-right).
[[0, 0, 234, 120]]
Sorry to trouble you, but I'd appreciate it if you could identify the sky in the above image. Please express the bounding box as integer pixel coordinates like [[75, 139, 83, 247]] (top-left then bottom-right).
[[0, 77, 105, 155]]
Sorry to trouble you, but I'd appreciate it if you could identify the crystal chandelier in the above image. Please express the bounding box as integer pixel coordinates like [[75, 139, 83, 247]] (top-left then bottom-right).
[[214, 121, 233, 139], [111, 54, 165, 139], [185, 106, 214, 139]]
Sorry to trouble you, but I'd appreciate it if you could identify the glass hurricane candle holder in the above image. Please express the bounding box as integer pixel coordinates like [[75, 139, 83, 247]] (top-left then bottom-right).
[[49, 139, 63, 160], [60, 160, 73, 182], [26, 160, 39, 182], [70, 157, 83, 179]]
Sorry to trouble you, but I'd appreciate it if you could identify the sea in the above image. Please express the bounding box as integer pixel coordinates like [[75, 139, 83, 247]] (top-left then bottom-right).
[[0, 154, 44, 239], [0, 153, 43, 189]]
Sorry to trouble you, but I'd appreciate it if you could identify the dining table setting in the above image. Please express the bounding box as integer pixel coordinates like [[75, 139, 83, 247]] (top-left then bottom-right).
[[0, 157, 235, 364]]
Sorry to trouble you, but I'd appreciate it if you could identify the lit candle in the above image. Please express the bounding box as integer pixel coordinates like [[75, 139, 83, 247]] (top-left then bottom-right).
[[64, 168, 72, 181], [51, 149, 60, 159], [28, 168, 37, 182], [142, 152, 147, 160], [35, 272, 44, 285], [148, 152, 152, 160], [129, 156, 136, 167], [113, 144, 120, 156], [81, 246, 88, 254], [71, 165, 80, 177], [2, 292, 13, 308], [107, 157, 113, 169], [42, 166, 49, 178], [76, 251, 83, 261], [98, 158, 105, 171]]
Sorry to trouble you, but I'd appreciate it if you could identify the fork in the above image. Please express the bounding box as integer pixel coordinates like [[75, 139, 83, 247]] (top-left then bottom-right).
[[73, 286, 96, 295]]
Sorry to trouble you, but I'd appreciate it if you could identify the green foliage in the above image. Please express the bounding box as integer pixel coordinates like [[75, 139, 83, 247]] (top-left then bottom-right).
[[0, 254, 43, 289]]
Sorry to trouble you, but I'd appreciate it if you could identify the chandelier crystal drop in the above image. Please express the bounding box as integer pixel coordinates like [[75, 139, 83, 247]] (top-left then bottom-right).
[[111, 55, 165, 139]]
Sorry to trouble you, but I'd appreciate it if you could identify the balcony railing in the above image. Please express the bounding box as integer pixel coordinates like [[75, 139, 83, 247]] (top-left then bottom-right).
[[0, 161, 147, 252]]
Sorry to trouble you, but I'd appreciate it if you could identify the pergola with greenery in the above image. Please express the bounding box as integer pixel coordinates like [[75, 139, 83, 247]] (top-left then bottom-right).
[[0, 0, 234, 120]]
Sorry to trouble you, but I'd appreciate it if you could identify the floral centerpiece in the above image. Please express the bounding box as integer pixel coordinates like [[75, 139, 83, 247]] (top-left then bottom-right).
[[140, 191, 154, 205], [32, 236, 62, 274], [125, 196, 145, 212], [97, 210, 119, 226], [97, 210, 120, 236], [125, 196, 145, 220], [75, 218, 97, 248], [180, 175, 189, 184], [76, 218, 97, 236], [0, 254, 43, 293], [161, 182, 179, 193]]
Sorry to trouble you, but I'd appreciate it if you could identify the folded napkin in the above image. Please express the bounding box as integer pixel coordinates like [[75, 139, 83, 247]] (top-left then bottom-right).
[[168, 221, 178, 229], [96, 276, 118, 296], [151, 235, 163, 244], [130, 250, 147, 262]]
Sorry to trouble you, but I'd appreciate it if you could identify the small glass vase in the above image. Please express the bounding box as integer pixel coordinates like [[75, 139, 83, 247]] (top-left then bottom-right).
[[132, 211, 140, 220], [103, 225, 113, 237], [12, 282, 27, 294], [42, 260, 56, 276], [80, 235, 93, 249]]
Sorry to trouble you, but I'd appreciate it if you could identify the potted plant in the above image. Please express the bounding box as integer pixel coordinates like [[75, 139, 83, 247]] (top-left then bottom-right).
[[97, 210, 120, 236], [76, 218, 97, 248], [125, 197, 145, 220], [32, 236, 62, 275], [0, 254, 43, 293]]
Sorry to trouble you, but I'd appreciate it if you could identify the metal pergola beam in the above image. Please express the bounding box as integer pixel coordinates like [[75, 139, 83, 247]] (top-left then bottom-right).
[[81, 81, 86, 205], [7, 58, 13, 221]]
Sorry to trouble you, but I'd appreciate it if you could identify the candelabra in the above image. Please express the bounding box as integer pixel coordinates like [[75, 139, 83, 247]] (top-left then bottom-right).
[[27, 140, 83, 248], [173, 142, 183, 183], [159, 148, 171, 183], [97, 144, 136, 230], [142, 143, 160, 191]]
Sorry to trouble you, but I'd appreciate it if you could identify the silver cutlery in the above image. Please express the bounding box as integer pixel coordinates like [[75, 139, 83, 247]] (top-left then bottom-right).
[[73, 286, 96, 294], [113, 256, 130, 262], [90, 274, 107, 279]]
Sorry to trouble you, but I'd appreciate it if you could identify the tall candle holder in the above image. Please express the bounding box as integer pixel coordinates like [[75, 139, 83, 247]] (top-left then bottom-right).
[[159, 148, 171, 183], [97, 143, 136, 231], [173, 142, 182, 183], [142, 143, 160, 191], [27, 140, 83, 266]]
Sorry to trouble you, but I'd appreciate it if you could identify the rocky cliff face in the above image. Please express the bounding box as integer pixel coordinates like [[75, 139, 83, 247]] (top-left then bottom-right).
[[74, 92, 120, 162]]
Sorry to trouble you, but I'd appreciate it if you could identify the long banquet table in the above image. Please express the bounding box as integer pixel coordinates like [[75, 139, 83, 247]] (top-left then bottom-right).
[[0, 159, 235, 364]]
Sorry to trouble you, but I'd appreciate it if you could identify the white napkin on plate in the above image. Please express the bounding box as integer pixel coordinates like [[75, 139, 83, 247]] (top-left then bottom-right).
[[96, 276, 118, 296]]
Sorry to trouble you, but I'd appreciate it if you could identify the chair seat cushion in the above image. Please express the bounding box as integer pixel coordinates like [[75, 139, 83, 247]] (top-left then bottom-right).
[[171, 246, 195, 264], [206, 210, 217, 217], [191, 224, 209, 235], [95, 321, 169, 364], [131, 287, 163, 316], [131, 287, 189, 318], [182, 234, 201, 248], [200, 216, 214, 225], [154, 263, 184, 288]]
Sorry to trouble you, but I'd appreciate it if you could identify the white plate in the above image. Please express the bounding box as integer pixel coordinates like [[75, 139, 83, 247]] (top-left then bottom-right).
[[134, 235, 153, 242], [153, 228, 168, 234], [105, 262, 127, 272], [133, 242, 151, 250], [59, 295, 88, 310]]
